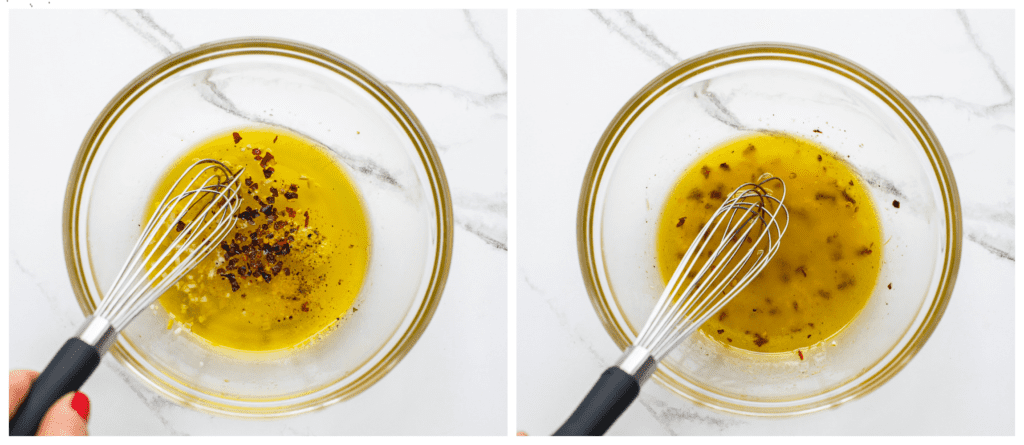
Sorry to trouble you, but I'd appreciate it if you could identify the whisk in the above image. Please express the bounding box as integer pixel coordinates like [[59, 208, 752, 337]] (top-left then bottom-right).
[[10, 159, 244, 436], [554, 175, 789, 436]]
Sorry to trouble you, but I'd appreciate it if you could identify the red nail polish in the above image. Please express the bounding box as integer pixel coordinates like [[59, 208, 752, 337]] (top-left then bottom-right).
[[71, 392, 90, 420]]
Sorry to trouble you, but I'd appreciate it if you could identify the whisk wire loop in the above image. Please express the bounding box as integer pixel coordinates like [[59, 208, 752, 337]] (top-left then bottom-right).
[[636, 176, 789, 361], [95, 159, 244, 331]]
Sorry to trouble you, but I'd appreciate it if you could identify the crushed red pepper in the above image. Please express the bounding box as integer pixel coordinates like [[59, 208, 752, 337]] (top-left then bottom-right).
[[892, 200, 900, 208], [260, 152, 275, 168], [214, 145, 323, 296], [232, 132, 242, 144]]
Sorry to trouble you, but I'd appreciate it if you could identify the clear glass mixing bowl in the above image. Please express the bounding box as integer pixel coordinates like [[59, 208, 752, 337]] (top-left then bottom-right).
[[577, 43, 961, 416], [63, 37, 453, 417]]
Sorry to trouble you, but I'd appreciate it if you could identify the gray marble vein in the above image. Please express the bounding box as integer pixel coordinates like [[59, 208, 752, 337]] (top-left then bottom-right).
[[520, 272, 605, 364], [453, 190, 507, 215], [966, 231, 1014, 261], [108, 9, 183, 56], [957, 10, 1013, 98], [12, 258, 76, 330], [636, 396, 739, 435], [452, 190, 507, 252], [386, 81, 507, 109], [694, 81, 747, 131], [104, 361, 186, 435], [590, 9, 680, 69], [963, 202, 1014, 261], [456, 220, 507, 251], [463, 9, 507, 81], [907, 94, 1014, 119]]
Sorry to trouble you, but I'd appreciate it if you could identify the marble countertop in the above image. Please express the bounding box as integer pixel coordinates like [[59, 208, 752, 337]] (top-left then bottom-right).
[[517, 10, 1013, 435], [9, 9, 507, 435]]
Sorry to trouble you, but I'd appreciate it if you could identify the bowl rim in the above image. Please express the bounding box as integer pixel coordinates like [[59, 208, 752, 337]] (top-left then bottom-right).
[[62, 36, 454, 418], [576, 42, 962, 416]]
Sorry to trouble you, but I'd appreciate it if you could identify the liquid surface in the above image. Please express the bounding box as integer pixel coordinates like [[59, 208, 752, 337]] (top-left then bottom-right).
[[656, 133, 882, 353], [148, 128, 370, 352]]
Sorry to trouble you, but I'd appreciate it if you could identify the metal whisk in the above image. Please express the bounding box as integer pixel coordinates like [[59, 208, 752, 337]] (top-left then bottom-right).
[[555, 175, 789, 436], [11, 159, 244, 436]]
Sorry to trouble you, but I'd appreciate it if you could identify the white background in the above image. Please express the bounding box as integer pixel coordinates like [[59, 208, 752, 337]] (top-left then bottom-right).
[[517, 9, 1014, 435], [8, 9, 508, 435]]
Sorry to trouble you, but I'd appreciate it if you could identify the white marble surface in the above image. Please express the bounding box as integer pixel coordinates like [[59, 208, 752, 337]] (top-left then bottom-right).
[[517, 10, 1013, 435], [9, 10, 507, 435]]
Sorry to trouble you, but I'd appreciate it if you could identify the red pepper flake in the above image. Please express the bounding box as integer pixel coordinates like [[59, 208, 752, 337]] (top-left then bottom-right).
[[301, 302, 309, 312], [284, 191, 298, 200], [273, 135, 278, 143], [701, 165, 711, 179], [254, 154, 263, 161], [813, 129, 822, 134], [676, 217, 686, 227], [288, 184, 299, 192], [260, 152, 275, 168], [727, 338, 733, 342], [220, 273, 240, 292], [716, 329, 724, 334], [859, 248, 873, 255], [718, 311, 727, 321], [798, 350, 804, 360], [263, 167, 275, 179], [285, 207, 296, 218], [252, 148, 262, 156], [719, 162, 730, 171], [888, 283, 892, 290], [796, 266, 807, 277], [753, 333, 769, 347], [817, 154, 822, 162], [232, 132, 242, 144], [892, 200, 900, 208], [175, 220, 185, 232], [304, 211, 310, 228], [841, 190, 857, 205]]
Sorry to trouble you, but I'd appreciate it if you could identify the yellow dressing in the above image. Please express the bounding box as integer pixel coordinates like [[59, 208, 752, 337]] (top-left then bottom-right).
[[656, 133, 882, 353], [147, 128, 369, 352]]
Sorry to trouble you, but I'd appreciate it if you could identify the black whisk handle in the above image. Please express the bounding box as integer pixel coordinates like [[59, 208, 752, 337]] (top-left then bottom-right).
[[553, 366, 640, 436], [10, 338, 101, 436]]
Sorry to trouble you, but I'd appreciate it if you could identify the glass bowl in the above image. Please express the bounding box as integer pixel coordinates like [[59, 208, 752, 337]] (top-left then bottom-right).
[[577, 43, 961, 416], [63, 37, 453, 417]]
